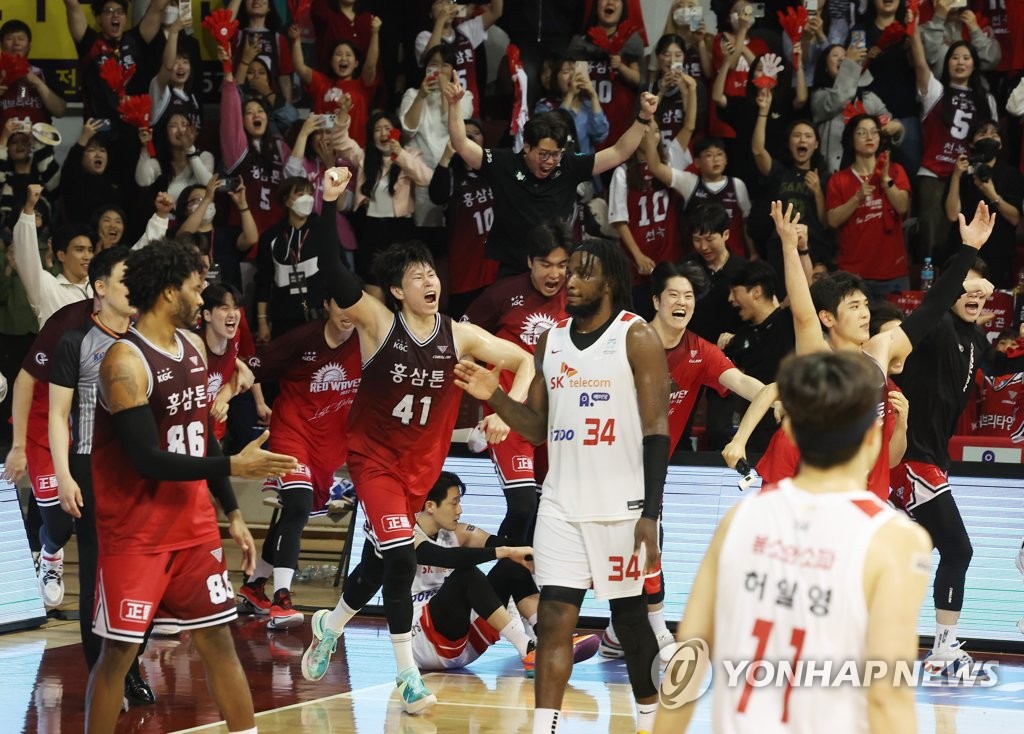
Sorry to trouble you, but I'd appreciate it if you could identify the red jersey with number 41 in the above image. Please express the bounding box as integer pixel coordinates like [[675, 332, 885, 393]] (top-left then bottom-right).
[[92, 328, 220, 555], [346, 314, 462, 495]]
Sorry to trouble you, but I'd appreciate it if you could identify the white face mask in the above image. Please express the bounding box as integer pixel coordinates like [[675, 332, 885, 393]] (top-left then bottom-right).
[[163, 5, 180, 25], [201, 202, 216, 224], [291, 194, 315, 218]]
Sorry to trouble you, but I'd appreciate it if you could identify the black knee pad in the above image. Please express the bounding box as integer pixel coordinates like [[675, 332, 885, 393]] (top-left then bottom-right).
[[610, 595, 658, 700], [381, 544, 418, 590]]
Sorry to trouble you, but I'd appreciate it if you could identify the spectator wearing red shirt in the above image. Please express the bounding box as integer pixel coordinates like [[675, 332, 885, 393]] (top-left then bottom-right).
[[311, 0, 376, 73], [826, 113, 912, 300], [0, 20, 67, 126], [290, 17, 380, 148]]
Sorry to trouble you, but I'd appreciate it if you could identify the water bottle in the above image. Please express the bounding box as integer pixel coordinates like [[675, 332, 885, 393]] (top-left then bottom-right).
[[1014, 270, 1024, 329], [920, 258, 934, 292]]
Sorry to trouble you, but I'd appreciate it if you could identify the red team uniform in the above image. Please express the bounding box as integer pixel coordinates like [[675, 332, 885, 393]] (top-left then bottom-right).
[[346, 315, 462, 548], [21, 300, 95, 507], [91, 329, 234, 642], [757, 374, 900, 502], [665, 331, 735, 452], [975, 372, 1024, 443], [307, 70, 376, 147], [202, 332, 240, 442], [608, 163, 683, 282], [463, 274, 568, 490], [249, 320, 362, 511], [445, 169, 499, 297], [919, 77, 992, 179]]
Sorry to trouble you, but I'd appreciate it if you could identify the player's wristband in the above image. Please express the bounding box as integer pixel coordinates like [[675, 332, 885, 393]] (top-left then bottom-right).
[[641, 434, 670, 520]]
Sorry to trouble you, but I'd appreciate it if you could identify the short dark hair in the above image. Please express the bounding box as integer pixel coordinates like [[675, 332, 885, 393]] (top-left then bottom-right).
[[0, 20, 31, 42], [202, 282, 243, 316], [777, 352, 882, 469], [573, 238, 634, 314], [88, 245, 128, 292], [730, 260, 778, 301], [175, 184, 205, 222], [277, 175, 314, 205], [810, 271, 869, 319], [373, 240, 437, 312], [868, 301, 903, 337], [942, 253, 988, 280], [123, 238, 207, 313], [424, 470, 466, 508], [523, 112, 569, 148], [688, 202, 731, 236], [650, 260, 709, 301], [53, 225, 94, 255], [91, 0, 128, 15], [528, 221, 574, 261], [421, 42, 457, 69], [693, 137, 727, 158]]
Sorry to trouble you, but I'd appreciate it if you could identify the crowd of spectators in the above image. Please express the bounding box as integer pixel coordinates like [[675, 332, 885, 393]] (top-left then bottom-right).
[[2, 0, 1024, 456]]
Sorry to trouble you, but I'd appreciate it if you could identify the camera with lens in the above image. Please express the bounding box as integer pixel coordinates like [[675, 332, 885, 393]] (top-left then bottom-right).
[[967, 138, 1000, 183]]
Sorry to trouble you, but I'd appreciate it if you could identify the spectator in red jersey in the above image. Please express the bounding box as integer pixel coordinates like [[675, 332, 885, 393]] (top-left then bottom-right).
[[826, 113, 912, 300], [973, 328, 1024, 443], [567, 0, 645, 149], [0, 20, 67, 125], [909, 18, 997, 262], [609, 125, 689, 315], [311, 0, 376, 74], [428, 120, 499, 318], [462, 222, 571, 542], [240, 292, 361, 631], [290, 16, 380, 148], [228, 0, 295, 103], [415, 0, 504, 119], [708, 1, 769, 141]]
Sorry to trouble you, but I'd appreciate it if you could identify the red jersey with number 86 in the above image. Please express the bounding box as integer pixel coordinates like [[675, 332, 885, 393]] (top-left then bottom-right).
[[92, 329, 220, 555]]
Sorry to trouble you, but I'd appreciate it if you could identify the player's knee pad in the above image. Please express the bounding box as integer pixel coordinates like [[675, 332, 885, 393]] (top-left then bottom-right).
[[488, 558, 538, 602], [381, 544, 418, 589], [609, 595, 659, 699]]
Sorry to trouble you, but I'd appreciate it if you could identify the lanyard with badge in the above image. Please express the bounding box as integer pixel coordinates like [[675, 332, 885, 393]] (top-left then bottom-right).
[[287, 227, 312, 318]]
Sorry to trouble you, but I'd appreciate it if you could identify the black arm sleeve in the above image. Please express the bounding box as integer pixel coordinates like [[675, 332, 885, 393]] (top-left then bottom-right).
[[314, 198, 364, 308], [484, 534, 515, 548], [901, 244, 977, 347], [427, 163, 453, 206], [642, 434, 670, 520], [112, 405, 232, 482], [415, 542, 497, 569], [205, 420, 239, 515]]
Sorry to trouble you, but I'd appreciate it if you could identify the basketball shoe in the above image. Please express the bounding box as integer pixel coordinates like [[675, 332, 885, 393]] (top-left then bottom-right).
[[267, 588, 303, 630], [598, 627, 624, 658], [395, 666, 436, 715], [522, 635, 599, 678], [37, 549, 65, 608], [301, 609, 341, 681], [238, 577, 272, 615], [923, 640, 975, 677]]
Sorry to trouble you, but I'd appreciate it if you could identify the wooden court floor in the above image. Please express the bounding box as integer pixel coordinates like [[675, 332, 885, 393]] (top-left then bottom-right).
[[3, 547, 1024, 733]]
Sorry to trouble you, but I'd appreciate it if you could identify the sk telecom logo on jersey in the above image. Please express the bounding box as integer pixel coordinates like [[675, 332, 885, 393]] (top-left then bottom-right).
[[550, 362, 612, 391]]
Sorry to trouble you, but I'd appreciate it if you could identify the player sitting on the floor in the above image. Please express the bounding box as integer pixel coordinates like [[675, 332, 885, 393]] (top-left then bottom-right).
[[304, 471, 598, 679]]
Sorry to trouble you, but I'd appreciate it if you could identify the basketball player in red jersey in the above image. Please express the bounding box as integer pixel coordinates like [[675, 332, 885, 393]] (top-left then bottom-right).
[[455, 238, 670, 734], [301, 167, 534, 714], [653, 352, 932, 733], [461, 221, 571, 542], [85, 240, 298, 733], [238, 294, 362, 629], [723, 202, 995, 500]]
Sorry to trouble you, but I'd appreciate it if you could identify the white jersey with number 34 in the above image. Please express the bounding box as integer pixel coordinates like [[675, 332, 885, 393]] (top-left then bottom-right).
[[712, 480, 907, 734], [540, 311, 645, 522]]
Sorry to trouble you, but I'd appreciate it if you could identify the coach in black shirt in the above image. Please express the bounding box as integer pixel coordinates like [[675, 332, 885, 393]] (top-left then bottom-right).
[[446, 71, 658, 275]]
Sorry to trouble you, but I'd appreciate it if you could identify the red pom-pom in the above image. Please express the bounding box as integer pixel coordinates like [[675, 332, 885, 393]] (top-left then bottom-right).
[[99, 56, 135, 98], [753, 76, 778, 90], [202, 9, 239, 51], [0, 52, 30, 86], [876, 22, 907, 52], [288, 0, 312, 21]]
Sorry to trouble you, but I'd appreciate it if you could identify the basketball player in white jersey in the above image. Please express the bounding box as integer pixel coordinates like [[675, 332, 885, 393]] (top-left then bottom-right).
[[456, 238, 671, 734], [653, 352, 932, 734]]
